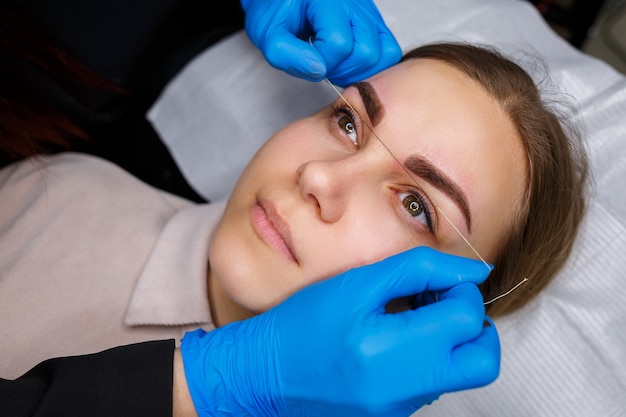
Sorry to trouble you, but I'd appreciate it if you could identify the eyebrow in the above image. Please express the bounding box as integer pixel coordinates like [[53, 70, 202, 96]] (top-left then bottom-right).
[[405, 156, 472, 233], [353, 81, 384, 126], [350, 81, 472, 232]]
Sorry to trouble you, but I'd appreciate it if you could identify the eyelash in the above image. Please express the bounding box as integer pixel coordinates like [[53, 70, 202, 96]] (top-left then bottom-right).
[[330, 103, 436, 235]]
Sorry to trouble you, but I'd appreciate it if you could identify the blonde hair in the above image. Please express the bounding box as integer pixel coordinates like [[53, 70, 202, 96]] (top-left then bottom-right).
[[402, 43, 589, 317]]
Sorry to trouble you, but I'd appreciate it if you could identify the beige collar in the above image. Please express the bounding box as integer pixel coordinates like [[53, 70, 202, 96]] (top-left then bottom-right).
[[124, 200, 226, 327]]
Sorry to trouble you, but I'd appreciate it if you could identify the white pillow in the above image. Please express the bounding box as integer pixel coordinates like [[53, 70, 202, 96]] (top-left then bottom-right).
[[148, 0, 626, 415]]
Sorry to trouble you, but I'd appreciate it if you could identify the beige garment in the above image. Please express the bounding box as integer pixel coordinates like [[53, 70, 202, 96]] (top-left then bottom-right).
[[0, 153, 224, 379]]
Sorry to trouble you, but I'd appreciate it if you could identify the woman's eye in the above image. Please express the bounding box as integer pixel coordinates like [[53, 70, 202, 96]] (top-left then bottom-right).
[[399, 192, 433, 231], [337, 114, 359, 148]]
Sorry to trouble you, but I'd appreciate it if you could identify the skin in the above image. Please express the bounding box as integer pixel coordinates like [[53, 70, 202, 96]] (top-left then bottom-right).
[[173, 349, 198, 417], [207, 58, 528, 327]]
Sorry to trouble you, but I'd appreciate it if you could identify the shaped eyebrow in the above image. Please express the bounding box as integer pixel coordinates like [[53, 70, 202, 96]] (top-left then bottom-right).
[[353, 81, 384, 126], [405, 156, 472, 233], [351, 81, 472, 233]]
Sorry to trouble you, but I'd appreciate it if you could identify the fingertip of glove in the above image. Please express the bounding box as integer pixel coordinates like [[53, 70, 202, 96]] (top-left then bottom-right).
[[287, 56, 327, 81]]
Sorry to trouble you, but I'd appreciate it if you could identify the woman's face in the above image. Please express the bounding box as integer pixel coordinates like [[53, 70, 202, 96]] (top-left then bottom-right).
[[209, 58, 527, 315]]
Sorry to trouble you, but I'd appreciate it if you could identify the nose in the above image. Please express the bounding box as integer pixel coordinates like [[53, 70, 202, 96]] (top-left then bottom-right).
[[296, 158, 356, 223]]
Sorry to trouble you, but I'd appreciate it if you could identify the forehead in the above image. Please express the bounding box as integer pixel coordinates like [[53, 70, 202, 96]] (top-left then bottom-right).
[[363, 57, 521, 168], [367, 58, 494, 120]]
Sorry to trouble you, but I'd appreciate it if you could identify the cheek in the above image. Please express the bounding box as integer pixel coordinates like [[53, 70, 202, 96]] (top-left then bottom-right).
[[231, 130, 311, 197], [263, 119, 320, 156], [300, 211, 422, 283]]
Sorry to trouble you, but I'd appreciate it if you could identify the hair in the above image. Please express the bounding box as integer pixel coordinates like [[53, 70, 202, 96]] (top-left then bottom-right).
[[401, 42, 589, 317]]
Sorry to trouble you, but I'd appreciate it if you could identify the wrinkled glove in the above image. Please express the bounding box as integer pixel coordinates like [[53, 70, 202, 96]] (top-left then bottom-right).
[[181, 246, 500, 417], [241, 0, 402, 86]]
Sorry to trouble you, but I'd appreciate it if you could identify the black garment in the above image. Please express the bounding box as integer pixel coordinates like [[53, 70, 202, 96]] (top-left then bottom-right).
[[1, 340, 175, 417]]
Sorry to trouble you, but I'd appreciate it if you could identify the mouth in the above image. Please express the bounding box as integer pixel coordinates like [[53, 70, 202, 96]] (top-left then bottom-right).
[[251, 200, 297, 263]]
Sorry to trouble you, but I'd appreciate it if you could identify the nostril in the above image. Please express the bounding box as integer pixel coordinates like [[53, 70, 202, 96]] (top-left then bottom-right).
[[305, 192, 321, 212], [296, 159, 344, 223]]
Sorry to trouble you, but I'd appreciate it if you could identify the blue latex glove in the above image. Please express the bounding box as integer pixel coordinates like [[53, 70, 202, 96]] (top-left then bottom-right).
[[240, 0, 402, 87], [182, 246, 500, 417]]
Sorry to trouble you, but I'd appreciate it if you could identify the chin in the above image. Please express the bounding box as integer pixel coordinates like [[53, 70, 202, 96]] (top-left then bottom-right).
[[229, 279, 290, 315], [210, 251, 285, 314]]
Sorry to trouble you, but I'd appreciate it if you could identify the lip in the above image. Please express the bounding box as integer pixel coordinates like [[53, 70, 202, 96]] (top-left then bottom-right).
[[251, 200, 297, 263]]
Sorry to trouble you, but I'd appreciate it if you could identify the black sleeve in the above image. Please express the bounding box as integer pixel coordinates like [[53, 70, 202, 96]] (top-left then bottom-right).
[[0, 339, 176, 417]]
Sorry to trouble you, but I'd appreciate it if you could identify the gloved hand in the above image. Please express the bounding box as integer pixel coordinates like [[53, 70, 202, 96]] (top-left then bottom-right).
[[181, 246, 500, 417], [240, 0, 402, 87]]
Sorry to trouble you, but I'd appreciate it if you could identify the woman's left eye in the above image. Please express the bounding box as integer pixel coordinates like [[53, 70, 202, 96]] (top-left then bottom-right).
[[399, 192, 434, 233]]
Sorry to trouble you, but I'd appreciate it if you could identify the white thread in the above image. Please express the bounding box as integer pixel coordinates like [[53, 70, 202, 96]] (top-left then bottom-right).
[[433, 276, 527, 305], [311, 36, 527, 305], [483, 277, 528, 305], [325, 78, 530, 305], [322, 77, 491, 271]]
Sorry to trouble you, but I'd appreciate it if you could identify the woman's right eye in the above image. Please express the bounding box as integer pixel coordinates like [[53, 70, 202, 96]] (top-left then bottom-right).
[[338, 115, 358, 147], [332, 105, 360, 149]]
